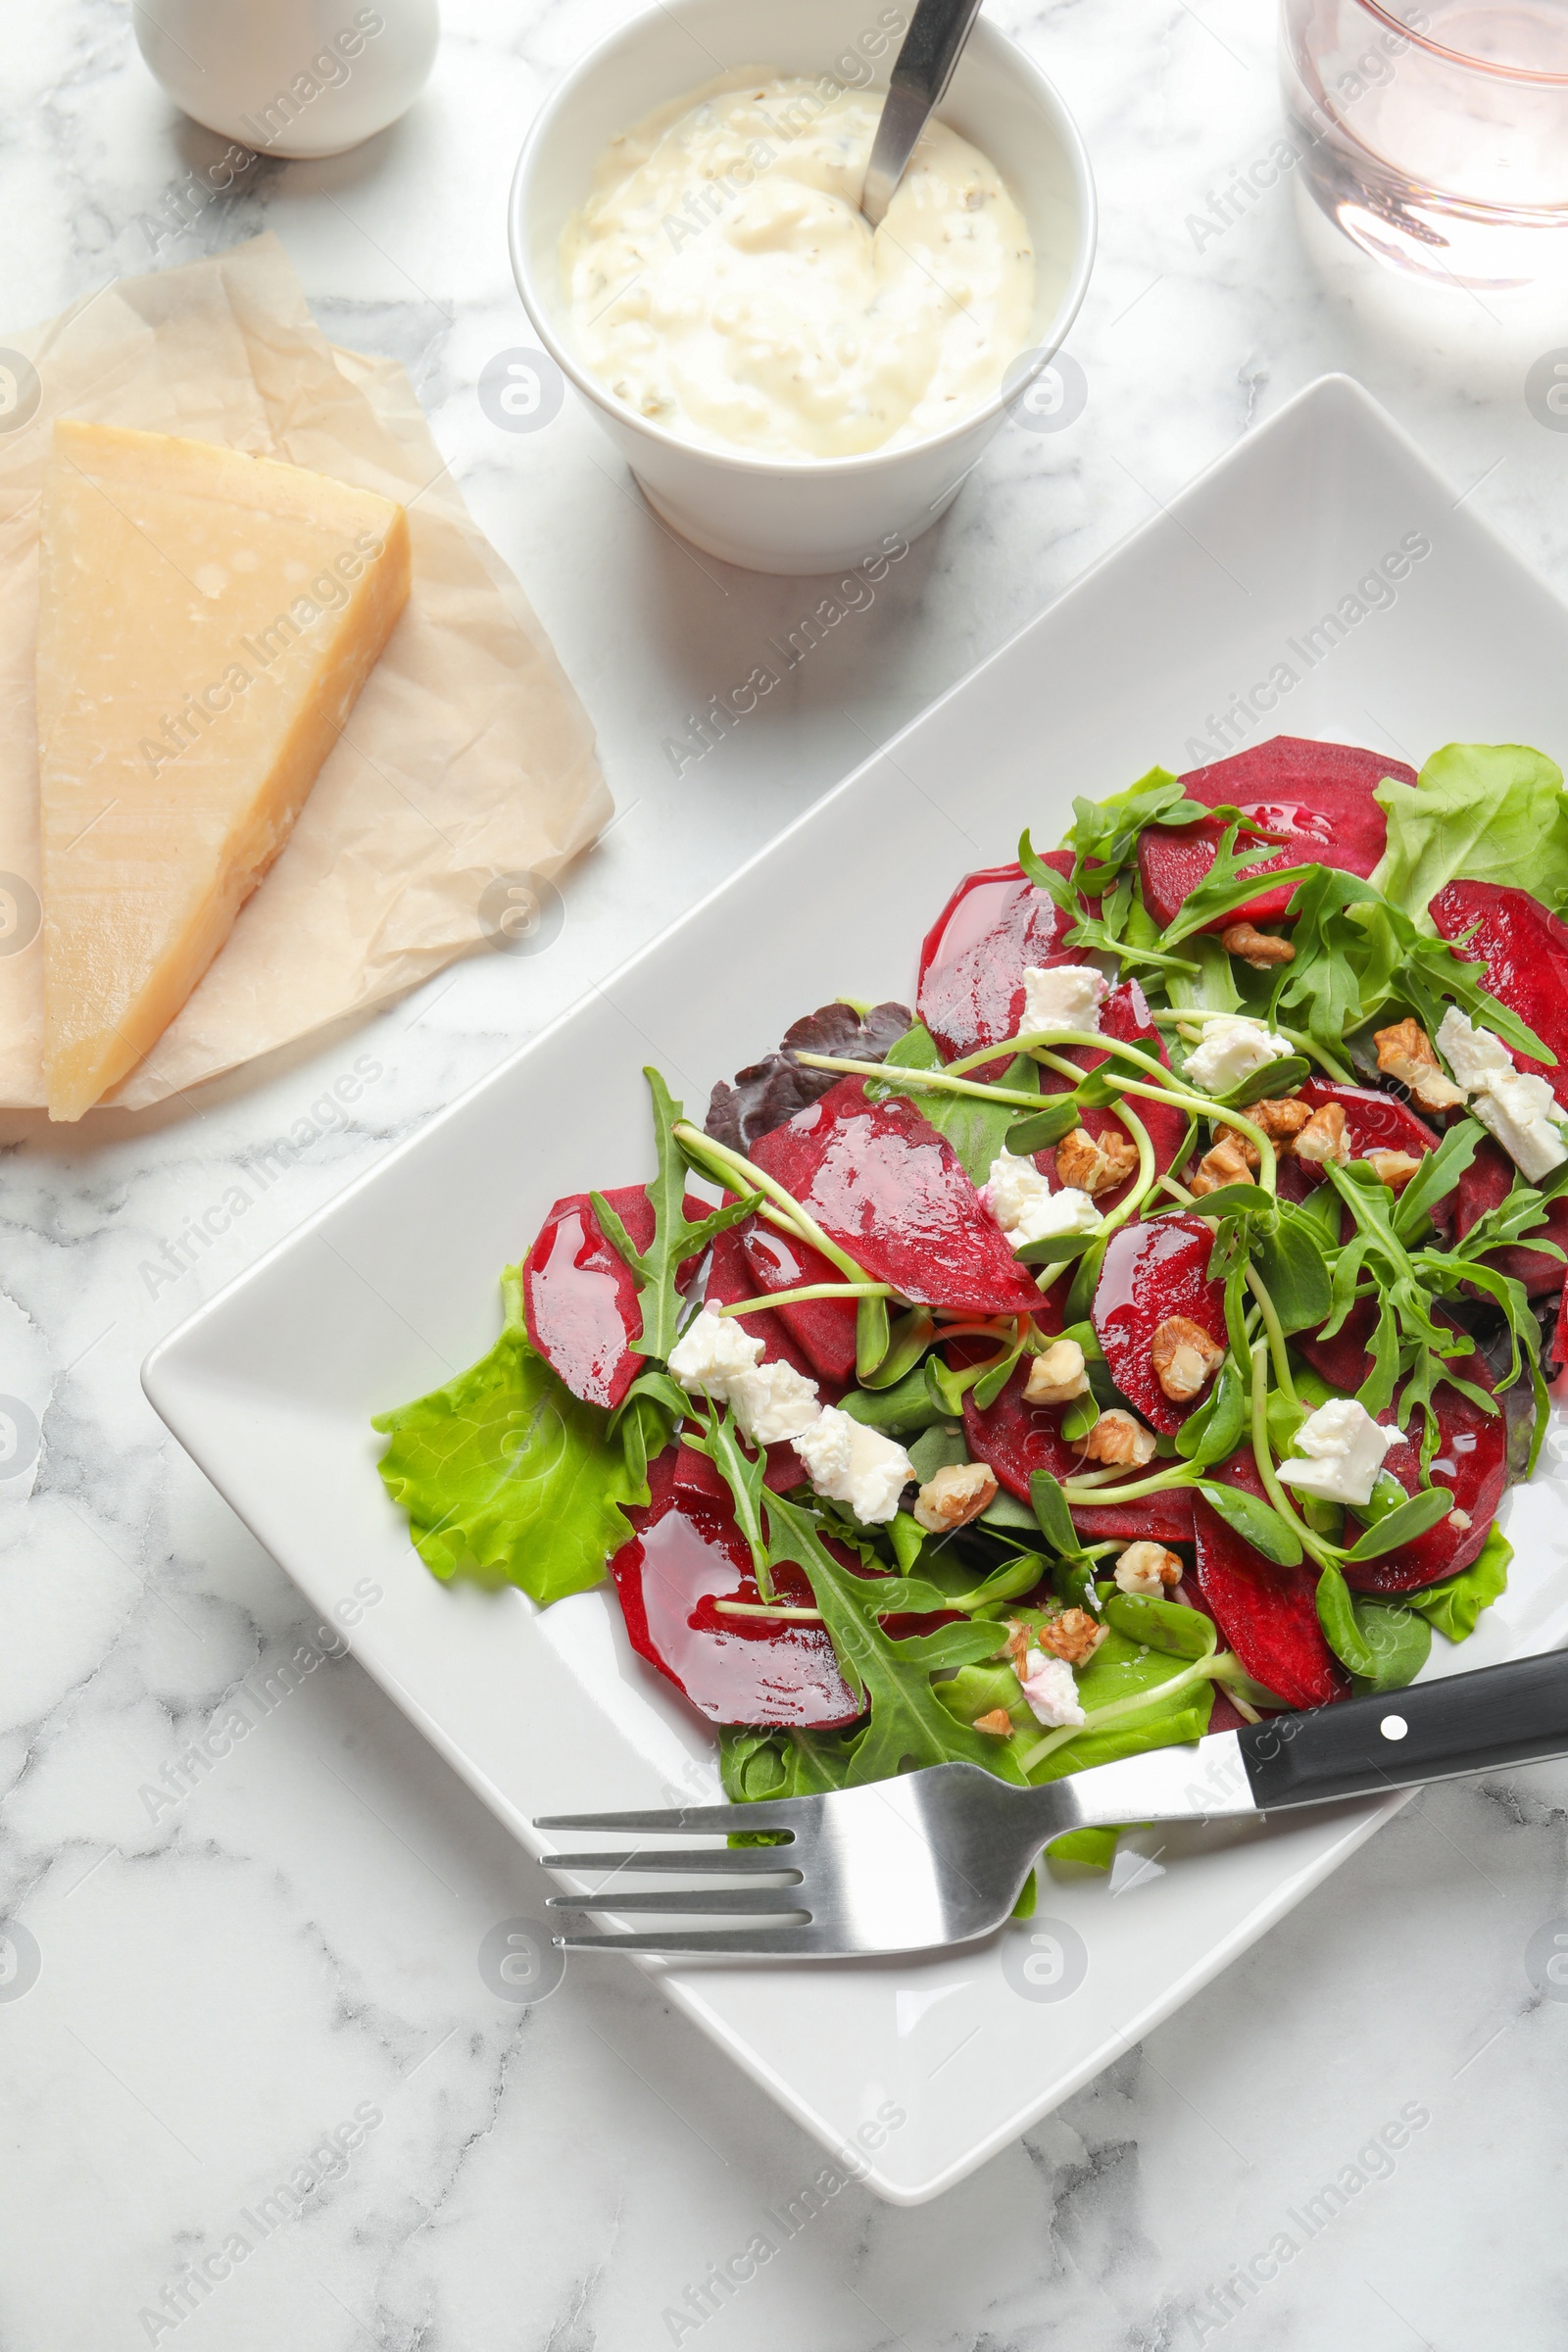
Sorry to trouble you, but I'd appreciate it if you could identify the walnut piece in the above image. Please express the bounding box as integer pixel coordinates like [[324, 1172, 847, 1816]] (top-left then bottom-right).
[[1114, 1541, 1185, 1595], [1295, 1099, 1350, 1165], [913, 1460, 998, 1533], [1190, 1134, 1257, 1195], [1367, 1148, 1423, 1192], [1055, 1123, 1140, 1196], [1078, 1408, 1157, 1467], [1374, 1017, 1468, 1111], [1250, 1095, 1314, 1146], [1037, 1607, 1107, 1666], [1151, 1314, 1226, 1401], [1221, 920, 1297, 967], [1024, 1339, 1091, 1405], [971, 1706, 1016, 1736]]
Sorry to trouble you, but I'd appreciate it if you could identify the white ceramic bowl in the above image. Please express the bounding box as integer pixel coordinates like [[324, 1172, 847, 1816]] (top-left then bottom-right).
[[508, 0, 1096, 575]]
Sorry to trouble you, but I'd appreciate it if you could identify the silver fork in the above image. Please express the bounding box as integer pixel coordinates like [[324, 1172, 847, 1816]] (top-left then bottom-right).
[[538, 1651, 1568, 1958]]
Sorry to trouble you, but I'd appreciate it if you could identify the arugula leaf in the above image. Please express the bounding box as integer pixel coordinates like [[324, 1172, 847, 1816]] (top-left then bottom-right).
[[766, 1494, 1025, 1785], [595, 1069, 760, 1361], [1371, 742, 1568, 920], [683, 1399, 771, 1589], [1166, 933, 1242, 1020], [1004, 1098, 1084, 1156], [1392, 1118, 1484, 1243], [1162, 814, 1315, 947], [372, 1268, 640, 1602], [1403, 1525, 1512, 1642]]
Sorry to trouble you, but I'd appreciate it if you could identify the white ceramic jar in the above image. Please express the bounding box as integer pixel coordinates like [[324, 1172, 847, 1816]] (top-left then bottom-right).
[[509, 0, 1095, 575], [133, 0, 440, 159]]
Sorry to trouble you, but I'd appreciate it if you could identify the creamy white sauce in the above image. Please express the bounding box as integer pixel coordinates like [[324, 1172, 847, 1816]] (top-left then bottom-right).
[[561, 74, 1036, 461]]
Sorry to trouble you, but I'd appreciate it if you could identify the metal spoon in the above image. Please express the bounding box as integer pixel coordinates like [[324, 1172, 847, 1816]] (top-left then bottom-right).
[[860, 0, 986, 227]]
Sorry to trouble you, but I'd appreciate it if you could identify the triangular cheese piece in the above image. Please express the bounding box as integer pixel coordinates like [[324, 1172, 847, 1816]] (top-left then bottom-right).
[[36, 419, 412, 1120]]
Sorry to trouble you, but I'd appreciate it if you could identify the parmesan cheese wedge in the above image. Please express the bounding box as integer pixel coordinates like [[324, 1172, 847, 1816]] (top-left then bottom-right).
[[36, 419, 412, 1120]]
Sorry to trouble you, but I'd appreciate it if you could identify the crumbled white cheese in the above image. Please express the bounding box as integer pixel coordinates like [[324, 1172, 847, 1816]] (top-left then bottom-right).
[[1018, 1649, 1085, 1729], [1182, 1014, 1295, 1096], [1434, 1007, 1568, 1183], [981, 1151, 1101, 1249], [728, 1359, 821, 1445], [667, 1307, 763, 1399], [791, 1406, 913, 1525], [1020, 963, 1107, 1037], [1472, 1072, 1568, 1183], [1275, 1396, 1405, 1507], [1434, 1006, 1512, 1093]]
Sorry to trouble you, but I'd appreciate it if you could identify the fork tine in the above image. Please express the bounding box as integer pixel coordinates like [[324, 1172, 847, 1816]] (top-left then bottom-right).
[[553, 1924, 827, 1956], [532, 1801, 805, 1836], [540, 1848, 804, 1875], [547, 1886, 809, 1916]]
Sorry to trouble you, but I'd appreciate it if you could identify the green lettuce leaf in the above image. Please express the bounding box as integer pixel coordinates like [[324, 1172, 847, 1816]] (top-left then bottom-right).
[[1403, 1525, 1512, 1642], [371, 1267, 640, 1603], [1370, 742, 1568, 921]]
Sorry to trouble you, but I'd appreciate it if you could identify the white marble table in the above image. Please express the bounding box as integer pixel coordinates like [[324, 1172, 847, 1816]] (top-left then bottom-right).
[[5, 1, 1568, 2343]]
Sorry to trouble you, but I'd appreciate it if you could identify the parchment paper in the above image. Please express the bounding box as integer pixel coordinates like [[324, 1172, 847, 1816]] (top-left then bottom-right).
[[0, 233, 610, 1112]]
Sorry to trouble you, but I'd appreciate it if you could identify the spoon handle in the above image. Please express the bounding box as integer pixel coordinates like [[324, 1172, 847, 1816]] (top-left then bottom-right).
[[861, 0, 986, 225]]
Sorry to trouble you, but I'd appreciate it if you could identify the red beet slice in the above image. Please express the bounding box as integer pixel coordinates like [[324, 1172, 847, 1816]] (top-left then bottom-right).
[[961, 1356, 1197, 1543], [1295, 1297, 1379, 1393], [1341, 1378, 1506, 1593], [1034, 981, 1190, 1214], [1431, 880, 1568, 1110], [705, 1225, 843, 1391], [740, 1220, 859, 1384], [1451, 1134, 1568, 1298], [747, 1077, 1045, 1316], [916, 851, 1077, 1063], [1275, 1080, 1441, 1203], [1092, 1215, 1227, 1435], [1193, 1452, 1348, 1708], [523, 1187, 708, 1409], [612, 1492, 861, 1728], [1138, 737, 1409, 932]]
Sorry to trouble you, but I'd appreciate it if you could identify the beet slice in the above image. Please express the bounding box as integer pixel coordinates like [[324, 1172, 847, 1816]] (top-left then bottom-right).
[[1275, 1080, 1442, 1203], [1341, 1378, 1506, 1593], [961, 1355, 1197, 1543], [612, 1491, 861, 1728], [1034, 981, 1190, 1214], [916, 851, 1077, 1063], [1193, 1451, 1349, 1708], [1295, 1297, 1379, 1393], [740, 1220, 860, 1383], [1138, 737, 1409, 932], [1431, 879, 1568, 1109], [1092, 1215, 1227, 1435], [1451, 1134, 1568, 1298], [747, 1077, 1045, 1315], [523, 1186, 708, 1408], [705, 1225, 844, 1392]]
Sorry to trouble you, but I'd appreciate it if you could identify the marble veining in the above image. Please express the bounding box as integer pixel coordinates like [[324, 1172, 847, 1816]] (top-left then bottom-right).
[[5, 0, 1568, 2343]]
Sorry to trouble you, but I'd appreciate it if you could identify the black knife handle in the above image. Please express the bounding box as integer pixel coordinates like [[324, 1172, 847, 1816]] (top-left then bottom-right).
[[1238, 1650, 1568, 1809]]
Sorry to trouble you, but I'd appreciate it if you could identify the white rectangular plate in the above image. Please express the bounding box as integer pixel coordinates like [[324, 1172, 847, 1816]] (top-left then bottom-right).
[[145, 375, 1568, 2204]]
